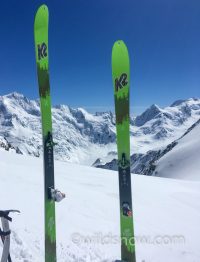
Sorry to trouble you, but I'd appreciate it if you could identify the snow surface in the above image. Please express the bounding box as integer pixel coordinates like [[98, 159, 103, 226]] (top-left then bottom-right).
[[0, 150, 199, 261], [153, 119, 200, 180]]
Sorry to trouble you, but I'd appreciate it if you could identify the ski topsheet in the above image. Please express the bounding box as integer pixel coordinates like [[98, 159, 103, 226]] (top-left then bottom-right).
[[112, 40, 136, 262], [34, 5, 56, 262]]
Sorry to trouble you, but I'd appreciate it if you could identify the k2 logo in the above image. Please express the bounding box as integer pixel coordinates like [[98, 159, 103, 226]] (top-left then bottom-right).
[[37, 42, 47, 60], [115, 73, 128, 92]]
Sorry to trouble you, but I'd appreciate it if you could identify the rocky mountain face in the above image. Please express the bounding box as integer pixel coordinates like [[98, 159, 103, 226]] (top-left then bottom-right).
[[0, 92, 200, 167]]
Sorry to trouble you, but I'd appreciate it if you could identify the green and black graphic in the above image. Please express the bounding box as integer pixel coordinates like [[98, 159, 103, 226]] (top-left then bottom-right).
[[115, 73, 128, 92], [112, 40, 136, 262], [34, 5, 56, 262]]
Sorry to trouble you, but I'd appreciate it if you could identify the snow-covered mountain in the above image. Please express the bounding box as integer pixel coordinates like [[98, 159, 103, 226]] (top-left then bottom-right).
[[1, 92, 200, 165], [0, 92, 116, 164], [132, 98, 200, 150], [0, 150, 200, 261]]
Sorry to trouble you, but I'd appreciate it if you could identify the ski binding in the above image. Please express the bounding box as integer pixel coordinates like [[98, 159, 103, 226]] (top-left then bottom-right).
[[48, 187, 65, 202]]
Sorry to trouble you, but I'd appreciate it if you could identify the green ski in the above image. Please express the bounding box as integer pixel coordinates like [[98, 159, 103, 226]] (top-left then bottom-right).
[[34, 5, 56, 262], [112, 40, 136, 262]]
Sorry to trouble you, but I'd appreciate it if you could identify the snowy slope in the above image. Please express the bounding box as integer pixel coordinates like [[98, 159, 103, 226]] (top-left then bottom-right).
[[153, 119, 200, 180], [0, 150, 200, 261]]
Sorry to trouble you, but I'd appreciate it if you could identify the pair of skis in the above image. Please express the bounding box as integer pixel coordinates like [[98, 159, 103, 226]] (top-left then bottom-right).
[[34, 4, 135, 262]]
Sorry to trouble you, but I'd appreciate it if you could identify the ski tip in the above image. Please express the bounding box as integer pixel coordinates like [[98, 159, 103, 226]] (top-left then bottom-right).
[[34, 4, 49, 30], [112, 40, 129, 65], [37, 4, 48, 13], [113, 40, 126, 48], [112, 40, 128, 56]]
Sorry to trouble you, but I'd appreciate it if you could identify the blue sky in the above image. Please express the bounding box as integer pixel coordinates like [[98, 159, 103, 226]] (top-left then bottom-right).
[[0, 0, 200, 114]]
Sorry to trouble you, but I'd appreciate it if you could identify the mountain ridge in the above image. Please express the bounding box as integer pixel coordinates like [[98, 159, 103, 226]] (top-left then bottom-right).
[[1, 92, 200, 166]]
